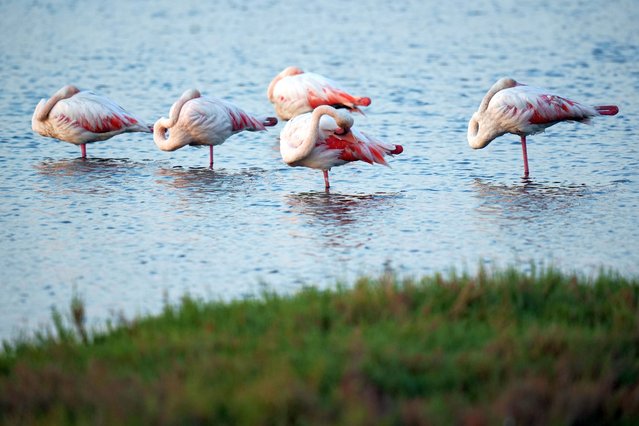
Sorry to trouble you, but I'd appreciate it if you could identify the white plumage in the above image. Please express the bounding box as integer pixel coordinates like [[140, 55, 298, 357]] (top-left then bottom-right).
[[468, 77, 619, 176], [280, 105, 403, 189], [153, 89, 277, 167], [267, 67, 371, 120], [32, 85, 152, 157]]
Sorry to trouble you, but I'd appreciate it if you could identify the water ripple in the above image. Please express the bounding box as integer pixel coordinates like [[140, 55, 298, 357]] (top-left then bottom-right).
[[1, 0, 638, 340]]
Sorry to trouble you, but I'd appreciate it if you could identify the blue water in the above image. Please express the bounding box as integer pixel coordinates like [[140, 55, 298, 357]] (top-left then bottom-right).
[[1, 0, 638, 339]]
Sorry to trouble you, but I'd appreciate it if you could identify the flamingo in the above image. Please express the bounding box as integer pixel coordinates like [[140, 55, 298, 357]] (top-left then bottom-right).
[[32, 85, 153, 158], [153, 89, 278, 167], [280, 105, 403, 189], [267, 66, 371, 120], [467, 77, 619, 177]]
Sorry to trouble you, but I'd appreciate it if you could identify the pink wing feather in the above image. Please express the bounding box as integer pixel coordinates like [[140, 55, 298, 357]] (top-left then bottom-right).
[[493, 85, 599, 127], [274, 71, 370, 118], [526, 94, 594, 124], [306, 85, 371, 111], [55, 91, 145, 134], [324, 129, 402, 165]]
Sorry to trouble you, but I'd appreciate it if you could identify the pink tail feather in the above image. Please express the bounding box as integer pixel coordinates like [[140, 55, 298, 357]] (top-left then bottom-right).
[[356, 97, 371, 107], [595, 105, 619, 116], [349, 97, 371, 115], [364, 143, 403, 165], [330, 133, 403, 166], [230, 111, 275, 132]]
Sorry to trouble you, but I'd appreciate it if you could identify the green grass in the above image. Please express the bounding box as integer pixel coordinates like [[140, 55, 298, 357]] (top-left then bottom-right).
[[1, 268, 639, 425]]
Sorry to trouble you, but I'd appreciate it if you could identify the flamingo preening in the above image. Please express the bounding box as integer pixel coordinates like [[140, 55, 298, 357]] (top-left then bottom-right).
[[153, 89, 278, 167], [280, 105, 403, 189], [467, 77, 619, 177], [267, 66, 371, 120], [32, 85, 153, 158]]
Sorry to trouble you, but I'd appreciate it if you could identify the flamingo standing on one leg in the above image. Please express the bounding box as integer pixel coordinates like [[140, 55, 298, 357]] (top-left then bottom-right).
[[280, 105, 403, 189], [267, 66, 371, 120], [32, 85, 153, 158], [467, 77, 619, 177], [153, 89, 278, 167]]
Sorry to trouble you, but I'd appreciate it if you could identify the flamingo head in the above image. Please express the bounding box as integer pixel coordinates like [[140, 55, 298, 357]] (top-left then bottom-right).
[[331, 108, 354, 132], [468, 78, 520, 149], [467, 112, 505, 149]]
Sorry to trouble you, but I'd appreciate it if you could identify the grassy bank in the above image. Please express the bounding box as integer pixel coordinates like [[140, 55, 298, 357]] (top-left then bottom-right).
[[1, 268, 638, 425]]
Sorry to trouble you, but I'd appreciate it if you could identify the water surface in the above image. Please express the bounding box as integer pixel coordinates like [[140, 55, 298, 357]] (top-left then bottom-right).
[[1, 0, 638, 339]]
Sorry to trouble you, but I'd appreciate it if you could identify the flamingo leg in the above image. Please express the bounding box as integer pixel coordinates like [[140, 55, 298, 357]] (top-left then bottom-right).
[[80, 143, 87, 159], [323, 170, 330, 189], [209, 145, 214, 168], [520, 136, 529, 177]]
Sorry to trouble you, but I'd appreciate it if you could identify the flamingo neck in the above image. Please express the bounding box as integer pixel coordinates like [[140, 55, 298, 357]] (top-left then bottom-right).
[[478, 77, 518, 113], [153, 117, 185, 151], [153, 89, 201, 151], [34, 85, 80, 122], [166, 89, 200, 128], [266, 75, 280, 102]]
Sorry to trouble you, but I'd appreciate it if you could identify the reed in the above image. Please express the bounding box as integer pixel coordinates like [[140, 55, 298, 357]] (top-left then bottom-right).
[[1, 267, 638, 425]]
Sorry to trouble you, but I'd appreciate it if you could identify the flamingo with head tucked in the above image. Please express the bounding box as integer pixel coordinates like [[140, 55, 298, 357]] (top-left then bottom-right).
[[32, 85, 153, 158], [280, 105, 403, 189], [467, 77, 619, 177], [267, 66, 371, 120], [153, 89, 278, 167]]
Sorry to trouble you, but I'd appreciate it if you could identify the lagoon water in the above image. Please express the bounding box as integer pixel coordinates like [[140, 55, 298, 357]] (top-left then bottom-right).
[[1, 0, 638, 339]]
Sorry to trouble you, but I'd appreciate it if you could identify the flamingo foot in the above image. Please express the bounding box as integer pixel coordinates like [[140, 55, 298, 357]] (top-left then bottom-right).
[[80, 143, 87, 159], [323, 170, 330, 189], [520, 136, 529, 177]]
